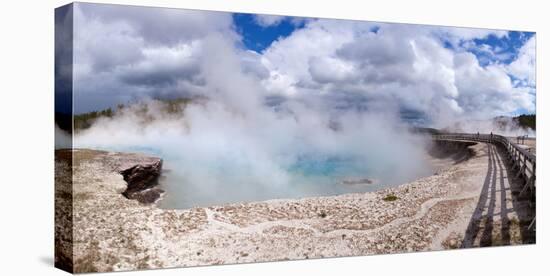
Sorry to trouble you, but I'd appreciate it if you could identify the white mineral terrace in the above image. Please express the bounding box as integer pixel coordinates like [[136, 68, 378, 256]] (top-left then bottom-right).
[[54, 138, 536, 273]]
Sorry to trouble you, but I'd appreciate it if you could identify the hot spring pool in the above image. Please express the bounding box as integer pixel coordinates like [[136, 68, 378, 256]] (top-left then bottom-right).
[[79, 145, 438, 209], [156, 154, 435, 209]]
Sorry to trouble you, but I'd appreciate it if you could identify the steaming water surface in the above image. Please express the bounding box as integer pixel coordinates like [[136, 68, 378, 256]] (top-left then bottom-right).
[[79, 143, 437, 209], [156, 153, 435, 209], [73, 101, 438, 209]]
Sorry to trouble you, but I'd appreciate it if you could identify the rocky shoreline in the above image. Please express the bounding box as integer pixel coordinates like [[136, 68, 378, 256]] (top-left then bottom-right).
[[55, 141, 535, 273]]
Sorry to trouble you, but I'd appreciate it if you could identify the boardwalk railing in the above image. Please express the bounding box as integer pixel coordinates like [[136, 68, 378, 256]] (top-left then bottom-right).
[[433, 133, 536, 229]]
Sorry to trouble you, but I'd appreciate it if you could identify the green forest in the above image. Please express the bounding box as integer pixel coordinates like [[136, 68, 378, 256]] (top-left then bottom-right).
[[515, 114, 536, 130], [72, 98, 536, 133], [73, 98, 193, 130]]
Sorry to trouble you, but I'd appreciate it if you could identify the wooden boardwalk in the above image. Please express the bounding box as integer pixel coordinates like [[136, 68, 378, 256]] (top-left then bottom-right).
[[433, 133, 536, 233]]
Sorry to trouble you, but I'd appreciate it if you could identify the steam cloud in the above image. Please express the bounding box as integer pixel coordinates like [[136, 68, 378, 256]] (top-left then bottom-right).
[[74, 34, 432, 207], [66, 3, 535, 207], [445, 117, 536, 137]]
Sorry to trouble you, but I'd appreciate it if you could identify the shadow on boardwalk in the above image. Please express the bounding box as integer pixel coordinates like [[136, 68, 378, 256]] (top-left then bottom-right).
[[461, 143, 535, 247]]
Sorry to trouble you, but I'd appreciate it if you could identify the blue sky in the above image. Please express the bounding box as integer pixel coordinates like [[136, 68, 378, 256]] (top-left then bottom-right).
[[233, 13, 534, 67], [462, 31, 534, 66], [231, 15, 535, 117], [461, 31, 535, 115], [70, 3, 535, 127], [232, 13, 306, 52]]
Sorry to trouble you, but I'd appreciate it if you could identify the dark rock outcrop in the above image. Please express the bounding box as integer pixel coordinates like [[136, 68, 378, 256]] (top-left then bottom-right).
[[429, 140, 476, 164], [119, 159, 163, 204]]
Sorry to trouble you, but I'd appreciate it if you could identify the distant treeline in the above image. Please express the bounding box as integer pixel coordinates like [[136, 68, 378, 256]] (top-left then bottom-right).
[[74, 108, 114, 130], [515, 114, 536, 130], [73, 98, 193, 130], [68, 100, 536, 133]]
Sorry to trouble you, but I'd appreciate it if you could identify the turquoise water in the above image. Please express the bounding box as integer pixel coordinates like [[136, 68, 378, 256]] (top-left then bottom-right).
[[157, 154, 404, 209], [85, 145, 430, 209], [289, 155, 367, 178]]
